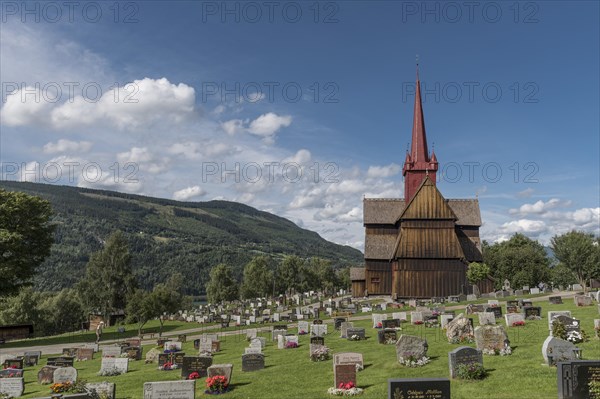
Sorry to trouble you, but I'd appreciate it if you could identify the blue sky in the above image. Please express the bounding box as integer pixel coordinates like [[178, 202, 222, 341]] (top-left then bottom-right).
[[1, 0, 598, 249]]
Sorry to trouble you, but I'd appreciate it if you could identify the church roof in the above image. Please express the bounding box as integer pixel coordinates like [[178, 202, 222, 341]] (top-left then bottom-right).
[[350, 267, 365, 281], [363, 197, 481, 226], [364, 234, 398, 260], [399, 176, 458, 220]]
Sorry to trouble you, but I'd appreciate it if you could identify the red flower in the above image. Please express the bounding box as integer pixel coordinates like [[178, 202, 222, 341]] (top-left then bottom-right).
[[338, 381, 355, 390], [188, 372, 200, 380]]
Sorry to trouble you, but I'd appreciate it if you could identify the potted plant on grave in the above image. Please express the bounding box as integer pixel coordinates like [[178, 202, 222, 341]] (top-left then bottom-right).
[[205, 375, 229, 394], [327, 381, 363, 396]]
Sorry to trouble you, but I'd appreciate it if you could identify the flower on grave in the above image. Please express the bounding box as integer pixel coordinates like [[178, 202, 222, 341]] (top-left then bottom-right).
[[50, 382, 73, 393], [285, 341, 298, 349], [188, 372, 201, 380], [159, 362, 174, 371], [398, 352, 430, 367], [299, 330, 307, 335], [355, 363, 364, 372], [338, 382, 355, 390], [349, 334, 361, 341], [413, 320, 424, 325], [205, 375, 229, 393], [327, 387, 364, 396], [425, 320, 439, 328], [526, 315, 542, 321], [567, 331, 584, 344], [376, 322, 382, 328], [310, 346, 330, 362], [456, 363, 487, 380], [512, 321, 525, 327]]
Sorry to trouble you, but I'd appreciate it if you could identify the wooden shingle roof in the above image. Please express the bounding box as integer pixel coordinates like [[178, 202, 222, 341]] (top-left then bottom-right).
[[350, 267, 365, 281], [364, 234, 398, 260], [363, 198, 481, 226]]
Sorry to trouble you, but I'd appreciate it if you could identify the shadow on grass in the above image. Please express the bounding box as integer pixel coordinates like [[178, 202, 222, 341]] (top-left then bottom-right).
[[362, 363, 373, 370]]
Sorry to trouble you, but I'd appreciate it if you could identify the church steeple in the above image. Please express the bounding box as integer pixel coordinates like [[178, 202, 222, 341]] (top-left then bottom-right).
[[402, 66, 438, 201]]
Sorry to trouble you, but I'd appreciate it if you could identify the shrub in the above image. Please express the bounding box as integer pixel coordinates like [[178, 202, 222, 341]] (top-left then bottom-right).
[[456, 363, 487, 380]]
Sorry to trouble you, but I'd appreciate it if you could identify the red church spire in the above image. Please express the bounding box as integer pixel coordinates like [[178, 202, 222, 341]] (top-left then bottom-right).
[[402, 65, 438, 201]]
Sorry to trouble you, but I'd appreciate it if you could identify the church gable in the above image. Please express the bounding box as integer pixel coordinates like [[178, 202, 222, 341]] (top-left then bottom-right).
[[398, 176, 457, 221]]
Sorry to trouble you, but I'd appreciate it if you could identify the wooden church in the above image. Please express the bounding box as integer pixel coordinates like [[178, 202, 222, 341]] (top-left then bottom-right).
[[352, 70, 483, 299]]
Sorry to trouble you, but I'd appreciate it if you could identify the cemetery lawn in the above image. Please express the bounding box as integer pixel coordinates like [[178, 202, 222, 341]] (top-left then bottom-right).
[[12, 301, 600, 398]]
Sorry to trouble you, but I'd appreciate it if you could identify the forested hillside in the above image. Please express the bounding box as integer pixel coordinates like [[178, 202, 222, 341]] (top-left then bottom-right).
[[0, 181, 363, 294]]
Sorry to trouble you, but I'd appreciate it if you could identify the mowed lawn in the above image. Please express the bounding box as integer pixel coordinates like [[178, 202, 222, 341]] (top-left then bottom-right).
[[10, 300, 600, 399]]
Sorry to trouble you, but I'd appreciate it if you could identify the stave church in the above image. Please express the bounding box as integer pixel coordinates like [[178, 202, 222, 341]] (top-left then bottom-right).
[[352, 70, 483, 299]]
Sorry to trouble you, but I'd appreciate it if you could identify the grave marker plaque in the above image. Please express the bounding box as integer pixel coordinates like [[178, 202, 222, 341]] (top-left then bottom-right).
[[46, 356, 74, 367], [388, 378, 450, 399], [76, 347, 94, 361], [346, 328, 365, 340], [53, 366, 78, 384], [333, 364, 356, 388], [143, 380, 195, 399], [241, 353, 265, 372], [0, 378, 24, 398], [37, 365, 59, 384], [311, 336, 325, 346], [334, 352, 363, 368], [448, 347, 483, 378], [23, 351, 41, 367], [378, 329, 398, 344], [181, 356, 213, 379], [557, 360, 600, 399], [550, 296, 563, 305]]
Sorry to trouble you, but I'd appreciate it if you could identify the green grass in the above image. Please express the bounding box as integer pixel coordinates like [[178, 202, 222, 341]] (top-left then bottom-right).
[[9, 300, 600, 398]]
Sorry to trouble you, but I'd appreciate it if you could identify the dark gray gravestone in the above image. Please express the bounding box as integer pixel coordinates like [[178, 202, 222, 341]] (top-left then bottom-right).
[[47, 356, 74, 367], [3, 358, 23, 370], [378, 329, 397, 344], [157, 353, 171, 367], [313, 319, 323, 325], [523, 306, 542, 319], [193, 339, 200, 350], [550, 296, 563, 305], [123, 346, 143, 360], [24, 351, 41, 367], [485, 307, 503, 319], [346, 328, 366, 340], [506, 300, 519, 307], [242, 353, 265, 372], [382, 319, 401, 329], [557, 360, 600, 399], [388, 378, 450, 399], [556, 316, 581, 334], [310, 336, 325, 346], [506, 305, 519, 314], [62, 347, 78, 357], [173, 352, 186, 367], [86, 382, 116, 399], [76, 347, 94, 361], [334, 317, 347, 330], [181, 356, 213, 379], [448, 347, 483, 378]]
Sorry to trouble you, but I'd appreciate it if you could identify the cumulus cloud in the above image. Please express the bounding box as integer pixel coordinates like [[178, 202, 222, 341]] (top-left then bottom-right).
[[221, 119, 246, 135], [509, 198, 572, 215], [221, 112, 292, 143], [499, 219, 547, 235], [43, 139, 93, 154], [117, 147, 169, 174], [367, 163, 401, 178], [173, 186, 206, 201], [1, 86, 54, 126], [517, 188, 535, 198]]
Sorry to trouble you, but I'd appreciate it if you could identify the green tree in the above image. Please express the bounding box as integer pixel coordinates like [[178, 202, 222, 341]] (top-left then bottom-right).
[[551, 230, 600, 293], [276, 255, 304, 295], [313, 257, 337, 294], [0, 287, 47, 334], [240, 256, 273, 299], [125, 289, 155, 336], [0, 189, 54, 296], [467, 262, 491, 285], [206, 264, 239, 303], [550, 263, 577, 289], [484, 233, 550, 289], [39, 288, 86, 335], [152, 273, 187, 336], [337, 267, 351, 290], [77, 231, 137, 324], [297, 259, 319, 293]]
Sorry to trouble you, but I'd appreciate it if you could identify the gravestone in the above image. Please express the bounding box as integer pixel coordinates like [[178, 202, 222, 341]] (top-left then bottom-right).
[[393, 312, 407, 321], [505, 313, 525, 326], [411, 312, 424, 324], [211, 341, 221, 353], [395, 335, 428, 362], [346, 328, 365, 340], [46, 356, 74, 367], [164, 341, 182, 351], [557, 360, 600, 399], [37, 366, 59, 384], [474, 325, 509, 352], [250, 337, 265, 348], [382, 319, 401, 329], [246, 329, 258, 340], [53, 366, 78, 384], [3, 358, 23, 370], [178, 334, 187, 343], [100, 358, 128, 374], [334, 317, 347, 330], [126, 338, 141, 348], [76, 347, 94, 361], [530, 288, 540, 295], [445, 314, 474, 343], [486, 306, 503, 319], [542, 336, 579, 365], [478, 312, 496, 326], [145, 348, 161, 363], [506, 305, 519, 314], [550, 296, 563, 304], [555, 316, 581, 334], [574, 295, 593, 307], [0, 378, 24, 398], [378, 329, 397, 344], [311, 336, 325, 346], [23, 351, 41, 367], [181, 356, 213, 379], [244, 347, 261, 355], [277, 334, 285, 349], [143, 380, 195, 399], [241, 353, 265, 372], [549, 311, 573, 332], [448, 346, 483, 378], [334, 352, 363, 368], [158, 353, 172, 367], [333, 364, 356, 388], [86, 382, 116, 399], [440, 314, 454, 329], [311, 324, 327, 337], [298, 321, 309, 335], [62, 347, 78, 357], [173, 352, 186, 367], [340, 322, 354, 339], [207, 363, 233, 384], [523, 306, 542, 319], [388, 378, 450, 399], [102, 345, 122, 358], [272, 329, 286, 341]]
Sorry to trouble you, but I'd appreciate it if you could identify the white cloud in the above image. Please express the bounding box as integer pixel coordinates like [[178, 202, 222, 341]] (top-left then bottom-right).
[[500, 219, 547, 235], [173, 186, 206, 201], [247, 112, 292, 143], [117, 147, 169, 174], [43, 139, 93, 154], [509, 198, 572, 215], [517, 188, 535, 198], [221, 119, 246, 135], [1, 86, 53, 126], [367, 163, 401, 178]]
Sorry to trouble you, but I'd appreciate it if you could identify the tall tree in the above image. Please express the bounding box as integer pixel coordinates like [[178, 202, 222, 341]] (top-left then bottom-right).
[[467, 262, 491, 285], [78, 231, 137, 324], [551, 230, 600, 293], [484, 233, 550, 289], [125, 289, 155, 336], [0, 189, 54, 296], [276, 255, 303, 295], [240, 255, 273, 299], [39, 288, 86, 336], [206, 264, 239, 303], [313, 257, 337, 294]]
